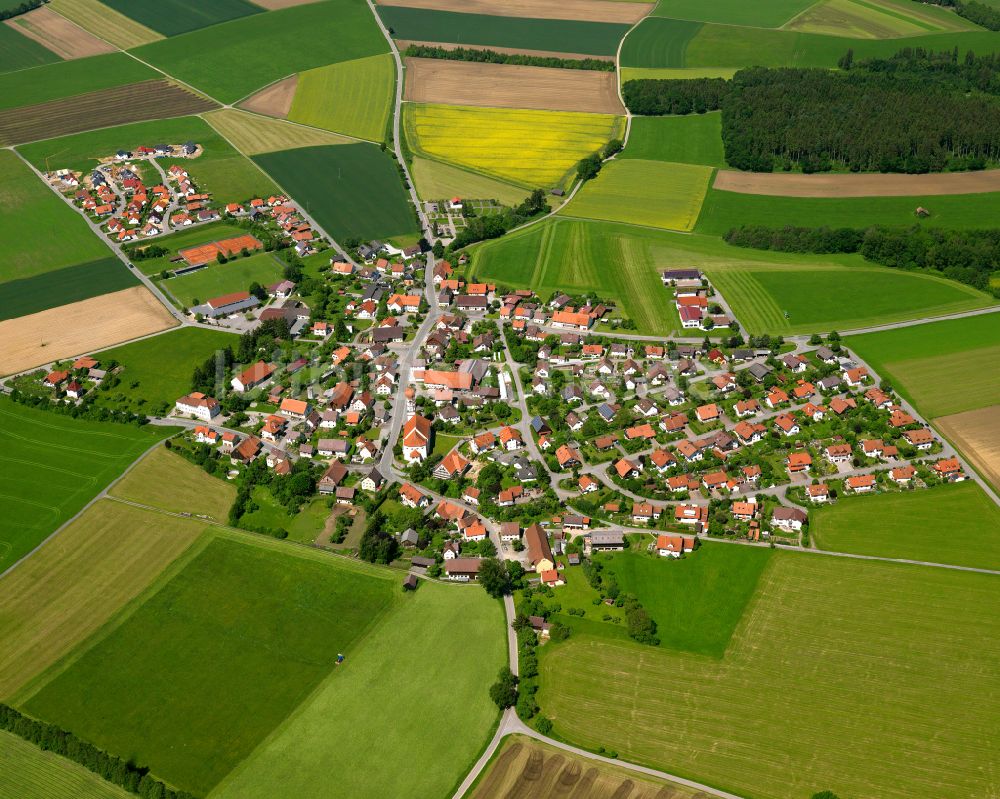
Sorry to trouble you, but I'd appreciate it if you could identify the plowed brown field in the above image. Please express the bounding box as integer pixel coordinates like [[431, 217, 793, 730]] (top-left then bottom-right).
[[936, 406, 1000, 491], [0, 80, 218, 147], [713, 168, 1000, 197], [404, 58, 624, 114], [240, 75, 297, 118], [6, 6, 114, 59], [378, 0, 653, 23]]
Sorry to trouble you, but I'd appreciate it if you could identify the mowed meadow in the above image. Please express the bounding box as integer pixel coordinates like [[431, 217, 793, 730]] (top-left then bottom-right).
[[537, 552, 1000, 799]]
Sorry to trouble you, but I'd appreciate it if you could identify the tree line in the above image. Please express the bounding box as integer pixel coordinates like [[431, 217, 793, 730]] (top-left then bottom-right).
[[0, 0, 42, 21], [723, 224, 1000, 293], [403, 44, 615, 72], [447, 189, 549, 251], [621, 78, 727, 115], [0, 703, 195, 799], [923, 0, 1000, 30]]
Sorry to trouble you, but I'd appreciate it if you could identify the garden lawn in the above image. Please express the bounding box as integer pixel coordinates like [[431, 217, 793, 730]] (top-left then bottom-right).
[[0, 259, 137, 320], [166, 252, 284, 307], [377, 6, 629, 56], [22, 535, 399, 796], [289, 53, 395, 142], [601, 543, 771, 657], [109, 445, 235, 520], [0, 150, 109, 284], [285, 497, 333, 544], [253, 143, 420, 241], [0, 730, 130, 799], [0, 398, 171, 574], [0, 53, 156, 111], [652, 0, 815, 27], [846, 313, 1000, 417], [562, 159, 712, 231], [130, 0, 389, 104], [620, 113, 725, 167], [211, 579, 505, 799], [239, 485, 296, 532], [811, 482, 1000, 569], [537, 552, 1000, 799], [0, 500, 206, 701], [90, 326, 237, 414], [433, 432, 463, 458], [405, 103, 623, 189], [100, 0, 262, 37], [0, 23, 60, 74]]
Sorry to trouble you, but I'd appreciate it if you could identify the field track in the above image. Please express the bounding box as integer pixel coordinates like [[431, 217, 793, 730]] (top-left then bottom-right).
[[0, 286, 177, 376], [240, 75, 297, 118], [6, 6, 114, 60], [714, 168, 1000, 197], [404, 58, 624, 114], [397, 39, 615, 61], [377, 0, 652, 23], [0, 79, 217, 147], [936, 406, 1000, 491]]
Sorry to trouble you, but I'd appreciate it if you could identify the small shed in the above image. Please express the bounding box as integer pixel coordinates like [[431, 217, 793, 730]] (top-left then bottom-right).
[[403, 574, 419, 591]]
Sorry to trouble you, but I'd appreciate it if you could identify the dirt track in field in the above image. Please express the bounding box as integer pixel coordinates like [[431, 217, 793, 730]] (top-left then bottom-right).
[[0, 287, 177, 376], [5, 6, 114, 59], [240, 75, 297, 118], [378, 0, 652, 23], [398, 39, 615, 62], [251, 0, 320, 7], [935, 406, 1000, 491], [404, 58, 624, 114], [713, 168, 1000, 197]]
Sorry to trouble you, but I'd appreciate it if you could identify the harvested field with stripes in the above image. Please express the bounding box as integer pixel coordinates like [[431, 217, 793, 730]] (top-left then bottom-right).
[[713, 167, 1000, 197], [404, 58, 625, 114], [205, 109, 351, 155], [240, 75, 297, 118], [0, 730, 130, 798], [935, 406, 1000, 491], [6, 6, 115, 60], [377, 0, 653, 23], [47, 0, 163, 49], [0, 79, 217, 147]]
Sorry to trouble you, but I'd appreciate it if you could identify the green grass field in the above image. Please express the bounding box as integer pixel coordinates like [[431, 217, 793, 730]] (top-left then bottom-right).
[[620, 67, 738, 82], [212, 579, 506, 799], [239, 484, 298, 532], [0, 729, 130, 799], [0, 150, 110, 285], [90, 326, 237, 414], [537, 552, 1000, 799], [0, 398, 171, 574], [811, 482, 1000, 569], [562, 159, 713, 231], [253, 143, 420, 241], [0, 23, 60, 74], [377, 6, 629, 56], [101, 0, 262, 37], [131, 0, 389, 104], [0, 52, 156, 111], [621, 113, 725, 167], [696, 186, 1000, 235], [0, 259, 137, 321], [786, 0, 978, 38], [17, 116, 277, 204], [289, 53, 395, 142], [652, 0, 815, 27], [22, 535, 398, 796], [620, 18, 704, 68], [411, 156, 528, 206], [847, 313, 1000, 416], [166, 252, 284, 307], [127, 220, 248, 277], [601, 544, 772, 657]]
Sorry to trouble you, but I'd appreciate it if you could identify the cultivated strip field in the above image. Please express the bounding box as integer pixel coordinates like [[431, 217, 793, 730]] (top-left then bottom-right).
[[0, 730, 130, 799], [472, 736, 704, 799], [240, 75, 298, 118], [0, 286, 178, 376], [935, 406, 1000, 491], [47, 0, 163, 48], [376, 0, 653, 24], [0, 79, 217, 147], [404, 58, 625, 114], [537, 553, 1000, 799], [100, 0, 263, 37], [785, 0, 977, 37], [652, 0, 815, 26], [411, 156, 527, 206], [0, 499, 202, 700], [713, 167, 1000, 197], [6, 6, 114, 60], [0, 258, 138, 321], [205, 109, 352, 155]]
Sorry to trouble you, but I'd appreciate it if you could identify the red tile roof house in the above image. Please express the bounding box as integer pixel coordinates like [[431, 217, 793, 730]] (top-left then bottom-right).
[[845, 474, 877, 493], [43, 370, 70, 388], [175, 391, 220, 421], [806, 483, 831, 502], [787, 451, 812, 473], [231, 361, 275, 392], [656, 534, 695, 558]]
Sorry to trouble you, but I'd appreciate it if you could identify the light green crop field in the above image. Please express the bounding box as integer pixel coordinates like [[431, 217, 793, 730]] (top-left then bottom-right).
[[621, 113, 725, 167], [130, 0, 389, 104], [0, 150, 108, 285], [405, 103, 624, 189], [538, 552, 1000, 799], [411, 156, 527, 206], [847, 313, 1000, 417], [696, 186, 1000, 234], [0, 398, 171, 575], [811, 482, 1000, 569], [289, 53, 395, 142], [109, 445, 235, 520], [166, 251, 284, 307], [601, 544, 772, 657], [0, 499, 206, 701], [0, 23, 60, 75], [213, 580, 506, 799], [22, 534, 398, 796], [0, 729, 130, 799], [90, 326, 236, 414], [786, 0, 978, 38], [562, 159, 713, 232], [652, 0, 815, 27], [17, 116, 277, 204], [620, 67, 738, 82]]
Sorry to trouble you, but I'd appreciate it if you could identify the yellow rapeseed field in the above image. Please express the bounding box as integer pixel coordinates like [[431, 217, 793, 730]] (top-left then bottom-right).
[[404, 103, 623, 189]]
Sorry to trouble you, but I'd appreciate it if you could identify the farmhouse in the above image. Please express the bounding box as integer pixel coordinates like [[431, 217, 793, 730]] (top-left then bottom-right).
[[231, 361, 275, 392], [589, 530, 625, 552], [174, 392, 220, 421], [524, 523, 554, 572], [445, 558, 483, 581]]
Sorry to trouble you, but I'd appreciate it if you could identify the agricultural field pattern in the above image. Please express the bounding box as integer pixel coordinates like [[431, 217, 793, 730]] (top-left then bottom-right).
[[0, 1, 997, 799]]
